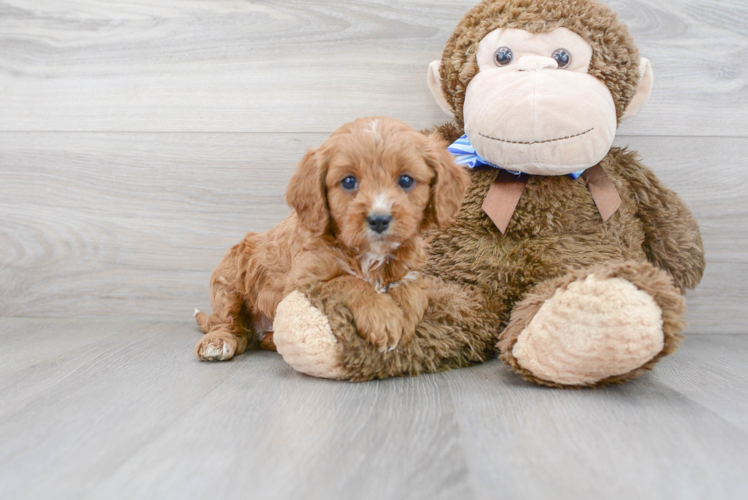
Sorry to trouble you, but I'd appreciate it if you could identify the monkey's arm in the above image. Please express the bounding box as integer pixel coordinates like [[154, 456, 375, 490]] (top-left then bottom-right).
[[622, 158, 705, 292], [274, 275, 499, 381]]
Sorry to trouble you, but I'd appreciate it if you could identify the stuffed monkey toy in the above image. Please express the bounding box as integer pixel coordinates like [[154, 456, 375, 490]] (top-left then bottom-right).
[[272, 0, 706, 388]]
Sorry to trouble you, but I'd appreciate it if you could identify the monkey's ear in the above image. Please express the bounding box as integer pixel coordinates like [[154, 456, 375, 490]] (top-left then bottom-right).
[[427, 60, 455, 119], [621, 57, 654, 121], [423, 135, 469, 229], [285, 149, 329, 236]]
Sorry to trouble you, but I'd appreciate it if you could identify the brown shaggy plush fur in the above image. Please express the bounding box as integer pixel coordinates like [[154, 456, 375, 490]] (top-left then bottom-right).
[[292, 0, 705, 387]]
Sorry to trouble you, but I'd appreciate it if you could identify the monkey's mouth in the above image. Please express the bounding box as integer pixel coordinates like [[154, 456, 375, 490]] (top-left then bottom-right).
[[479, 128, 594, 145]]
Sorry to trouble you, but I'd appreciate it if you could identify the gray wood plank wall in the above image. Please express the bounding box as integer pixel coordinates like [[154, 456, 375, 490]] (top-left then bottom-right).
[[1, 0, 746, 333]]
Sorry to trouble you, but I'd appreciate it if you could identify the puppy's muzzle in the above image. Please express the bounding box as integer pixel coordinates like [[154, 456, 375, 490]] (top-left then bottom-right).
[[367, 214, 392, 234]]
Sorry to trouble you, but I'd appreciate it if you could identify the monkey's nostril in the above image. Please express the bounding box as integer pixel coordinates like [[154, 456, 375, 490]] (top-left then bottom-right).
[[367, 215, 392, 234]]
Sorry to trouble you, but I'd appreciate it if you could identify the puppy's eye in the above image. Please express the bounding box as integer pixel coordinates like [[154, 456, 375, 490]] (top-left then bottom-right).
[[398, 175, 415, 190], [552, 48, 572, 69], [341, 176, 358, 191]]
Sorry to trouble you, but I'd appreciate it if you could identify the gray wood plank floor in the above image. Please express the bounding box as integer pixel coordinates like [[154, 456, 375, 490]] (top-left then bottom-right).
[[0, 319, 746, 500]]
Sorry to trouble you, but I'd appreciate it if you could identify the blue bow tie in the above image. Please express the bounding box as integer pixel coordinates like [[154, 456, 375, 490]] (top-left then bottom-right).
[[447, 134, 585, 179]]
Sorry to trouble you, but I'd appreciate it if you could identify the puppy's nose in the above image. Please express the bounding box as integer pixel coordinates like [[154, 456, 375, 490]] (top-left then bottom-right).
[[367, 214, 392, 234]]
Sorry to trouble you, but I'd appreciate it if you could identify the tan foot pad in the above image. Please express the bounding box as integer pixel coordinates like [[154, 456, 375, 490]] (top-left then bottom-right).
[[273, 291, 347, 380], [513, 275, 664, 386]]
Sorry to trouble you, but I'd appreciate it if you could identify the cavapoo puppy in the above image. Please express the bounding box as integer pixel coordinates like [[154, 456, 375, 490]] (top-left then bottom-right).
[[195, 116, 469, 361]]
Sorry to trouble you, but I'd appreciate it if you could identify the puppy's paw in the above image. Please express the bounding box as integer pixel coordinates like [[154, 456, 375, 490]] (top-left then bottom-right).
[[195, 335, 236, 361], [354, 302, 406, 353], [395, 302, 425, 349], [398, 323, 416, 349], [387, 281, 428, 349]]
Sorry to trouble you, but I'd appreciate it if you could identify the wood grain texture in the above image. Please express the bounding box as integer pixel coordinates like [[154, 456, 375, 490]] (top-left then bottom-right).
[[448, 345, 748, 500], [0, 0, 746, 136], [0, 131, 308, 320], [655, 334, 748, 433], [0, 318, 746, 500], [1, 132, 745, 331]]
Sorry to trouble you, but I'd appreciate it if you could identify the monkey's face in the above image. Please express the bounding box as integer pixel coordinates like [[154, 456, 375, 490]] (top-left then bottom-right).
[[429, 26, 653, 176], [466, 28, 616, 175]]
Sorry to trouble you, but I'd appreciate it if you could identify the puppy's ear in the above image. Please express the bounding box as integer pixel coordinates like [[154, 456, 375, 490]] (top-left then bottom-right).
[[286, 149, 329, 236], [423, 134, 470, 229]]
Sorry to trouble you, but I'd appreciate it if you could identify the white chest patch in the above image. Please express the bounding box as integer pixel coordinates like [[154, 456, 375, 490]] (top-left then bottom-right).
[[361, 252, 388, 277]]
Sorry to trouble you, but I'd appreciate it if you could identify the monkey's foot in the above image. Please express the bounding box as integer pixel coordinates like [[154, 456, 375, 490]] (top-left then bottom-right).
[[498, 261, 685, 388], [273, 291, 347, 379]]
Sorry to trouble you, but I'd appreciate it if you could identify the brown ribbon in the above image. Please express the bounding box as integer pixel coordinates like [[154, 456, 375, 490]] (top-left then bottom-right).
[[482, 164, 622, 234], [581, 164, 622, 222], [482, 169, 529, 233]]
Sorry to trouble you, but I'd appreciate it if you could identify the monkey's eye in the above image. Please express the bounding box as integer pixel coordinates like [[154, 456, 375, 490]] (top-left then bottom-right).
[[494, 47, 513, 66], [552, 48, 572, 69], [398, 174, 415, 190], [341, 176, 358, 191]]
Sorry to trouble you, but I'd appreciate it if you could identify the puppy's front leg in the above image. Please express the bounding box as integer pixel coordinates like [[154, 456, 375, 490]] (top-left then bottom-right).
[[387, 279, 429, 347], [322, 276, 405, 352]]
